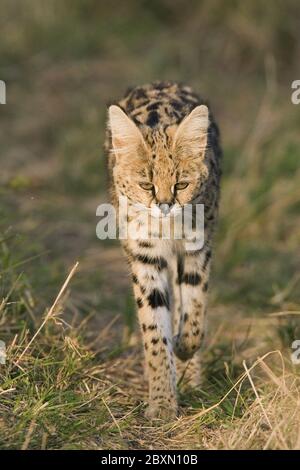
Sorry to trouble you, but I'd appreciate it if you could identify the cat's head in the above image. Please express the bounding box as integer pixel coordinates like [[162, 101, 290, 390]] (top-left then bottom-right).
[[108, 104, 209, 216]]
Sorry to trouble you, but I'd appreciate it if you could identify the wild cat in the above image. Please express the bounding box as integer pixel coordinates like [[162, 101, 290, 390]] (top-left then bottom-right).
[[106, 81, 221, 419]]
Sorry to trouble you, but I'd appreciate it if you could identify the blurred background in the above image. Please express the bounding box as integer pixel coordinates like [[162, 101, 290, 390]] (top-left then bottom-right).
[[1, 0, 300, 449], [1, 0, 300, 312]]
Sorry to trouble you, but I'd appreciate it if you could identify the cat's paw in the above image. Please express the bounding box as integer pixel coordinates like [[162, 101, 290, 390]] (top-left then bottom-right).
[[173, 333, 197, 361], [145, 402, 177, 421]]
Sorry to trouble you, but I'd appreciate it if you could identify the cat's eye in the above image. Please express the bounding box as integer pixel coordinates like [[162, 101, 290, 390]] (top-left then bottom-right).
[[175, 182, 189, 190], [139, 182, 154, 191]]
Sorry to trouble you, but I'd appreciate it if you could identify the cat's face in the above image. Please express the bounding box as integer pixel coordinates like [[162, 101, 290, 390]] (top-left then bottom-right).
[[109, 104, 209, 216]]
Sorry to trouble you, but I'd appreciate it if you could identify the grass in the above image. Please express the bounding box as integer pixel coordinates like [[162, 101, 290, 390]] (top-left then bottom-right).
[[1, 238, 299, 449], [1, 0, 300, 450]]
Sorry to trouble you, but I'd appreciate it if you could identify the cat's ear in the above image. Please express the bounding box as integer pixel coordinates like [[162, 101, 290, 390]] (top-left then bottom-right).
[[173, 105, 209, 159], [108, 105, 147, 159]]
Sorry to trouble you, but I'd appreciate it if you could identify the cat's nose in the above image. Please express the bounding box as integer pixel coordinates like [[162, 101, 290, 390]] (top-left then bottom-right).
[[158, 202, 173, 215]]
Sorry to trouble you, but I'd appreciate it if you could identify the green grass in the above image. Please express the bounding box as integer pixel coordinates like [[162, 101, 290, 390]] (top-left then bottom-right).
[[1, 235, 300, 449], [0, 238, 125, 449]]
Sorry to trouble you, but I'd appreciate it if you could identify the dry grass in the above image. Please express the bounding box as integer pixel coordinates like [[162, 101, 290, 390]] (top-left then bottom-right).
[[1, 247, 300, 449]]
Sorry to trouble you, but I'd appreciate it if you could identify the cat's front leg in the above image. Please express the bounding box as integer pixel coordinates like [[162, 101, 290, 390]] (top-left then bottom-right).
[[173, 246, 211, 362], [127, 243, 177, 419]]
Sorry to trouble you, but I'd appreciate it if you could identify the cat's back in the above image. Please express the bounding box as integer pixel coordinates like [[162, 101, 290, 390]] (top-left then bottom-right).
[[118, 81, 205, 128]]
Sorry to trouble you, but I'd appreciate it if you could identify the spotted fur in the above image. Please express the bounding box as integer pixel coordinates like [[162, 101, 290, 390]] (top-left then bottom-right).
[[106, 81, 221, 419]]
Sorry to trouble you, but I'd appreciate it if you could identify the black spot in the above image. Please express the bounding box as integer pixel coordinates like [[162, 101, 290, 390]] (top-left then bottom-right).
[[203, 281, 209, 292], [151, 337, 159, 345], [148, 289, 170, 309], [146, 111, 159, 127], [183, 313, 189, 323], [148, 361, 157, 371], [152, 350, 158, 356], [171, 100, 183, 111], [138, 241, 153, 248], [181, 272, 201, 286], [147, 102, 159, 111], [135, 254, 167, 270], [142, 323, 147, 332], [132, 274, 138, 284], [140, 285, 146, 295], [136, 297, 143, 308], [144, 342, 148, 350], [148, 324, 157, 331], [177, 257, 184, 284], [186, 248, 203, 256], [162, 337, 167, 345], [133, 87, 147, 100]]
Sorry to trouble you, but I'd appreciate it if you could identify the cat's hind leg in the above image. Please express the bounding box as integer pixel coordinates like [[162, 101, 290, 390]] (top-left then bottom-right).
[[173, 247, 211, 373], [172, 254, 205, 388]]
